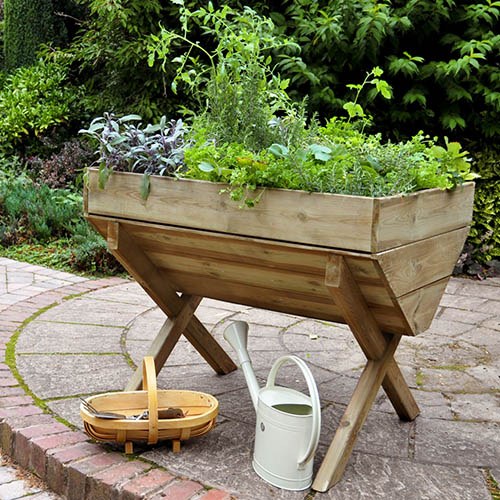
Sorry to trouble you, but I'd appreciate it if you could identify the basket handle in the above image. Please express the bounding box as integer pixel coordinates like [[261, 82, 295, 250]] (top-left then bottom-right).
[[142, 357, 159, 444]]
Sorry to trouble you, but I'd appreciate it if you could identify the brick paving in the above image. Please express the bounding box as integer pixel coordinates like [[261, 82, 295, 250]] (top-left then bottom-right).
[[0, 256, 499, 499]]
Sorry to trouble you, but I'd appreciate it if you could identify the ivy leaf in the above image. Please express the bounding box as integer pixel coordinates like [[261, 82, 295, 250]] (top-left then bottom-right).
[[140, 173, 151, 201]]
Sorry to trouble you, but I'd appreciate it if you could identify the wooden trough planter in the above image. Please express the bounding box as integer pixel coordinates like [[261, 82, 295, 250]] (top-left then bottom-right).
[[84, 169, 474, 491]]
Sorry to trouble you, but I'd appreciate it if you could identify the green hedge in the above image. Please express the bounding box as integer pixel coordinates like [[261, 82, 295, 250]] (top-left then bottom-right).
[[3, 0, 54, 68]]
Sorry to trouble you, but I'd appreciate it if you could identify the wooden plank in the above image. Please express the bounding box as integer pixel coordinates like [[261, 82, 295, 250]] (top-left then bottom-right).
[[374, 182, 474, 251], [125, 294, 202, 391], [376, 227, 470, 297], [97, 220, 236, 376], [130, 222, 384, 285], [153, 270, 413, 335], [398, 277, 450, 334], [89, 215, 414, 334], [312, 334, 401, 491], [87, 169, 377, 252]]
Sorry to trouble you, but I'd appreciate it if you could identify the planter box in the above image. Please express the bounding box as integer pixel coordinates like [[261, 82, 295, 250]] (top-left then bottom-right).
[[84, 168, 474, 490], [84, 169, 474, 336]]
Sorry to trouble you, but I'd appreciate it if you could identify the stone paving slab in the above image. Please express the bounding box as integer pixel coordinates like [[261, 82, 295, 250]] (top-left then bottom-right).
[[1, 257, 500, 499], [17, 322, 124, 354], [315, 452, 491, 500], [17, 354, 132, 399]]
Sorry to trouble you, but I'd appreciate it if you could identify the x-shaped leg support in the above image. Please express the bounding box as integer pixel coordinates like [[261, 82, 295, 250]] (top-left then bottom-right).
[[104, 221, 237, 391], [312, 255, 419, 492]]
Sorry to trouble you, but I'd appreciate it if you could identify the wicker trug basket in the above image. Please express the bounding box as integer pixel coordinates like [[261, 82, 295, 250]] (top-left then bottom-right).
[[80, 357, 219, 454]]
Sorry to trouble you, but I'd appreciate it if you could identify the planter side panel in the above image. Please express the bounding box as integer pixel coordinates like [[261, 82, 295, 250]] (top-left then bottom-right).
[[86, 170, 376, 252], [88, 215, 414, 335], [374, 183, 475, 252], [376, 227, 470, 298]]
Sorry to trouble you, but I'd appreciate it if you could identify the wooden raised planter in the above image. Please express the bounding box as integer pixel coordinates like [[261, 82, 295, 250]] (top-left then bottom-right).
[[84, 168, 474, 491]]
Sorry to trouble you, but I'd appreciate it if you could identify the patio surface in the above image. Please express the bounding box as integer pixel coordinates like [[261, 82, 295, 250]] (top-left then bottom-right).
[[0, 257, 499, 499]]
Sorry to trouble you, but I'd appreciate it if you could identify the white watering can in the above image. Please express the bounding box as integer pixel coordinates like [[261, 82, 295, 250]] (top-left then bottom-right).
[[223, 321, 321, 491]]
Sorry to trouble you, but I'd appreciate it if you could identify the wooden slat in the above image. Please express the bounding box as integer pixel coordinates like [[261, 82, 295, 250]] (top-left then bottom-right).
[[131, 223, 384, 285], [87, 169, 377, 252], [86, 170, 474, 253], [162, 270, 411, 335], [89, 216, 414, 334], [376, 227, 470, 297], [374, 183, 474, 251], [398, 277, 450, 334]]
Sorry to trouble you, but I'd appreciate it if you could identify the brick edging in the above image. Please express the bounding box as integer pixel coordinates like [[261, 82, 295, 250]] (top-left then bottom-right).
[[0, 277, 232, 499]]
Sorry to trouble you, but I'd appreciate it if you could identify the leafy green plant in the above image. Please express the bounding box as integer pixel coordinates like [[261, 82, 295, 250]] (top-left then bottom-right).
[[68, 220, 124, 275], [0, 173, 81, 244], [80, 113, 188, 199], [148, 3, 301, 152], [0, 59, 83, 153], [82, 4, 477, 208]]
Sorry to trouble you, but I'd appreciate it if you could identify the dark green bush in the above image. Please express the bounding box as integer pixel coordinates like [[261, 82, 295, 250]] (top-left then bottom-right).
[[263, 0, 500, 145], [68, 220, 124, 275], [66, 0, 185, 119], [0, 169, 122, 275], [3, 0, 55, 68], [468, 147, 500, 262], [0, 174, 81, 244]]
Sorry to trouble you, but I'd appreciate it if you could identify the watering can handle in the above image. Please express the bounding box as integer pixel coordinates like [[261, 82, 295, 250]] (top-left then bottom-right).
[[266, 355, 321, 468]]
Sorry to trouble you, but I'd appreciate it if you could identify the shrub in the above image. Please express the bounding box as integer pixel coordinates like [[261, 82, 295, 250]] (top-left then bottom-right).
[[26, 139, 95, 189], [0, 174, 81, 244], [68, 220, 124, 275], [0, 59, 83, 154], [3, 0, 55, 68], [467, 147, 500, 263], [265, 0, 500, 145]]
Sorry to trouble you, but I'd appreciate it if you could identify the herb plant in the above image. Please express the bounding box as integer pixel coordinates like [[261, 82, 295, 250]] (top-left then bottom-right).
[[82, 4, 477, 206]]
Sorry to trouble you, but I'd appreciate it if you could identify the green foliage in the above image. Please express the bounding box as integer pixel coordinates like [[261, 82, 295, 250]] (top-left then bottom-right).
[[67, 0, 186, 119], [0, 173, 81, 244], [86, 2, 477, 207], [79, 113, 188, 198], [68, 220, 124, 274], [182, 121, 477, 206], [148, 4, 301, 152], [265, 0, 500, 144], [467, 147, 500, 262], [0, 167, 122, 275], [3, 0, 55, 68], [0, 60, 83, 153]]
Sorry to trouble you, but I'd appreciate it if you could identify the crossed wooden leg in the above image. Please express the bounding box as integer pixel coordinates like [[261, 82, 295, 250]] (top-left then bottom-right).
[[312, 255, 420, 492], [103, 221, 237, 390]]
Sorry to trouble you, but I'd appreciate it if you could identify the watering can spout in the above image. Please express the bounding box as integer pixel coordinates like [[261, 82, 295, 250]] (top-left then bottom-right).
[[223, 321, 260, 411]]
